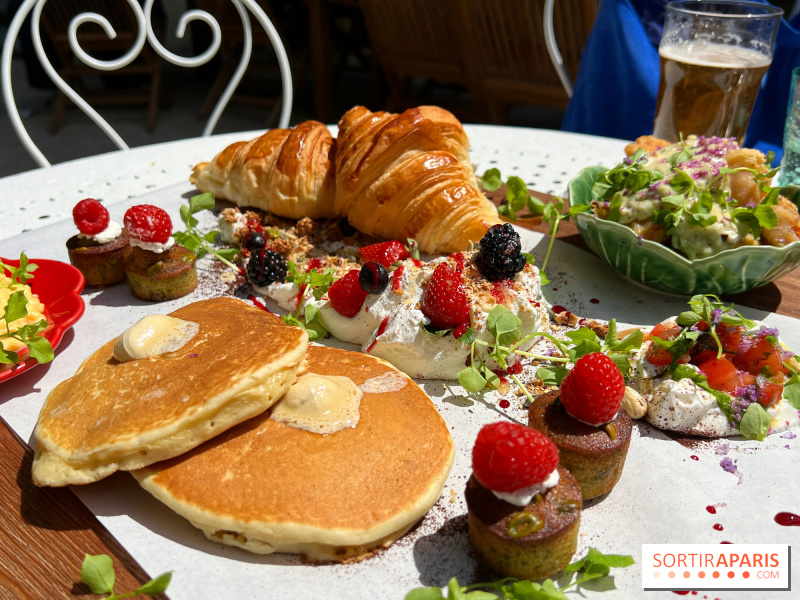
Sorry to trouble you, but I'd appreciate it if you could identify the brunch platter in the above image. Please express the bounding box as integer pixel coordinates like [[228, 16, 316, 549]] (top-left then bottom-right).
[[1, 115, 799, 600]]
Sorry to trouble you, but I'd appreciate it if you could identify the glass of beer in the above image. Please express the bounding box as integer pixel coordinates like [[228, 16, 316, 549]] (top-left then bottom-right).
[[653, 0, 783, 143]]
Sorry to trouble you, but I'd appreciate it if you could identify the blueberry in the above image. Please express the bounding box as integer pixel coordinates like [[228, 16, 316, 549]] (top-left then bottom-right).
[[245, 232, 265, 252], [359, 261, 389, 294]]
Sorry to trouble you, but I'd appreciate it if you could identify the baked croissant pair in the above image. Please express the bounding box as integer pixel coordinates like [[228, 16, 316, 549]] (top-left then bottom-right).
[[190, 106, 502, 254]]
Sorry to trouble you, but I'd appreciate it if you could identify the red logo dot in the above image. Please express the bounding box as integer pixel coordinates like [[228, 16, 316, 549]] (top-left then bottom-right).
[[698, 571, 706, 579], [743, 571, 750, 579], [683, 571, 691, 578], [728, 571, 735, 579], [712, 571, 720, 579]]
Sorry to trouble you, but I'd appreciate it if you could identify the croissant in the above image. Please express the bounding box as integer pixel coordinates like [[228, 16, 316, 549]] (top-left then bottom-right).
[[334, 106, 502, 254], [190, 120, 337, 219]]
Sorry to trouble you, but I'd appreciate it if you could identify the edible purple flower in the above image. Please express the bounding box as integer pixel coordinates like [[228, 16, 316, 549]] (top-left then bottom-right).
[[720, 456, 744, 484], [715, 442, 730, 455], [711, 308, 723, 325], [761, 327, 779, 338], [781, 431, 797, 439], [781, 350, 794, 361], [637, 235, 644, 247]]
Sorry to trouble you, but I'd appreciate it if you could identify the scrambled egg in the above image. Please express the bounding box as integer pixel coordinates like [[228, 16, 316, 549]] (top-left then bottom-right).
[[1, 273, 47, 353]]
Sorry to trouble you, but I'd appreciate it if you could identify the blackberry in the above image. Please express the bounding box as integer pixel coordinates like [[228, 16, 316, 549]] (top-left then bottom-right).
[[359, 261, 389, 294], [474, 223, 526, 281], [247, 249, 287, 287]]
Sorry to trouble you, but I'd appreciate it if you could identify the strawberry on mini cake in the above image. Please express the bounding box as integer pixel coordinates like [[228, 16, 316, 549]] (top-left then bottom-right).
[[66, 198, 130, 285], [528, 352, 632, 501], [465, 421, 581, 580], [123, 205, 197, 302], [262, 224, 550, 380]]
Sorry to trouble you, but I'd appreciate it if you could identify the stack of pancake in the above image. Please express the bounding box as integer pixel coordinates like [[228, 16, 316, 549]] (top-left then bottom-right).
[[32, 297, 454, 562]]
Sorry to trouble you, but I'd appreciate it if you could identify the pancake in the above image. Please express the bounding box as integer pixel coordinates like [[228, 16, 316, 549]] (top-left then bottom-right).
[[133, 346, 455, 562], [32, 297, 308, 487]]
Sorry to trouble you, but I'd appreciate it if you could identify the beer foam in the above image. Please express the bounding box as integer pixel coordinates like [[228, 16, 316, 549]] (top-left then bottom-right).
[[659, 41, 771, 68]]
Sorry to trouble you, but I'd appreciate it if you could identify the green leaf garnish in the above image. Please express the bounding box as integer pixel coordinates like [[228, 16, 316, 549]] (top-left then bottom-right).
[[0, 254, 54, 365], [173, 193, 238, 269], [404, 548, 634, 599], [739, 403, 771, 441], [80, 554, 172, 599]]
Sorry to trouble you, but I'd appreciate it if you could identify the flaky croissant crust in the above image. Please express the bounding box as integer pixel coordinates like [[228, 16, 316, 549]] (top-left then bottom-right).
[[334, 106, 501, 254], [191, 120, 337, 219]]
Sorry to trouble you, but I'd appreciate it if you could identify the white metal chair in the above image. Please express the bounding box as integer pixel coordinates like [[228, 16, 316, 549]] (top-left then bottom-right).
[[543, 0, 574, 98], [2, 0, 293, 168]]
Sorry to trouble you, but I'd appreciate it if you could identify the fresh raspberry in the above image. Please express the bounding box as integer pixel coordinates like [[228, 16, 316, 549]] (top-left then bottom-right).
[[359, 241, 409, 268], [560, 352, 625, 426], [421, 263, 469, 330], [72, 198, 109, 235], [329, 269, 368, 318], [124, 205, 173, 244], [472, 422, 559, 492]]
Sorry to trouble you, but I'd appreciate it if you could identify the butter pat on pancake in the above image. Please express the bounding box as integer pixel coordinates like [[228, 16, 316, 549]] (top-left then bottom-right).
[[32, 297, 308, 487], [134, 346, 455, 562]]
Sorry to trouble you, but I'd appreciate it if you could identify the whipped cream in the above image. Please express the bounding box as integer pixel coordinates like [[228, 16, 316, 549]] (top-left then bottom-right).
[[492, 468, 560, 507], [78, 220, 122, 244], [265, 252, 549, 380], [131, 236, 175, 253]]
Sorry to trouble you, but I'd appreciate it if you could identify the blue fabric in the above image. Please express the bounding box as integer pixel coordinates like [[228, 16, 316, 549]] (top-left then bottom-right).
[[563, 0, 800, 161]]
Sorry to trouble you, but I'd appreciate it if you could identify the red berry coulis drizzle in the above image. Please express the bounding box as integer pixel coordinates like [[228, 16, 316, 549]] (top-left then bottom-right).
[[589, 298, 599, 304], [775, 512, 800, 526], [498, 399, 510, 409], [366, 316, 390, 352], [552, 305, 568, 314], [690, 455, 699, 461], [713, 523, 724, 531], [247, 295, 272, 313], [706, 505, 716, 514], [449, 252, 465, 272], [392, 266, 405, 292], [491, 281, 511, 304]]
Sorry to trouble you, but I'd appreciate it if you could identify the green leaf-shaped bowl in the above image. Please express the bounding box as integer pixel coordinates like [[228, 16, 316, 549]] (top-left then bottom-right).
[[568, 166, 800, 296]]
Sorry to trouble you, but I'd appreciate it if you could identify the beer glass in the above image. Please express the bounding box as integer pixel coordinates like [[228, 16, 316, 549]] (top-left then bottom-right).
[[653, 0, 783, 143]]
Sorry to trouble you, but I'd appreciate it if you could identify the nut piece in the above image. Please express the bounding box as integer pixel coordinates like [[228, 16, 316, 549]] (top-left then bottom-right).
[[621, 386, 647, 419]]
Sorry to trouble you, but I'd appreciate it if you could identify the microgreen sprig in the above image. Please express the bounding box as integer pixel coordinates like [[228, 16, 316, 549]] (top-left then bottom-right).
[[534, 319, 643, 387], [405, 547, 634, 600], [80, 554, 171, 599], [172, 193, 239, 270], [481, 170, 589, 284], [279, 261, 337, 340], [0, 253, 53, 365]]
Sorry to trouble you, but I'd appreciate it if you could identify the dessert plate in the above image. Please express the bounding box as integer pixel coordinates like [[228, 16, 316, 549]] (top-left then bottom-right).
[[0, 257, 85, 383]]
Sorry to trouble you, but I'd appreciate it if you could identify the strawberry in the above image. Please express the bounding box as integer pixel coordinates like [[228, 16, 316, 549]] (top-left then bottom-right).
[[124, 205, 172, 244], [560, 352, 625, 426], [359, 241, 409, 267], [472, 422, 559, 492], [328, 269, 367, 318], [421, 263, 469, 330], [73, 198, 109, 235]]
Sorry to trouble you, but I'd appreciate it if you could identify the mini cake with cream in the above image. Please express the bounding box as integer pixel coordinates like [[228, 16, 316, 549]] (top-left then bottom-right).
[[465, 421, 581, 580], [66, 198, 130, 285], [528, 352, 632, 501], [123, 204, 197, 302]]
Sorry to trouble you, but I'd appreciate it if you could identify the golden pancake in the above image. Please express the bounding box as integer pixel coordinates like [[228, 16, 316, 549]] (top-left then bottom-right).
[[33, 297, 308, 487], [134, 346, 455, 562]]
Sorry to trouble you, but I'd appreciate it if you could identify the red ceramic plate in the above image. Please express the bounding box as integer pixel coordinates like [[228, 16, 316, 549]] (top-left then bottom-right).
[[0, 257, 85, 383]]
